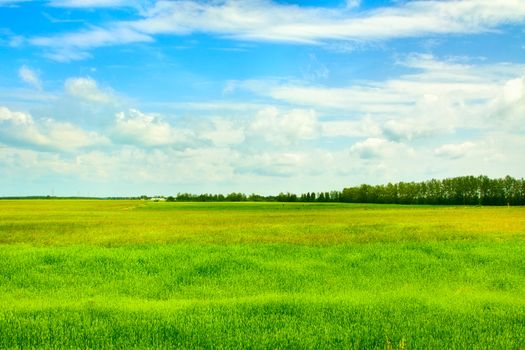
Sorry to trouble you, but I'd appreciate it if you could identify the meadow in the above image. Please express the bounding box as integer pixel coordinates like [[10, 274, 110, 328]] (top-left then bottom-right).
[[0, 200, 524, 349]]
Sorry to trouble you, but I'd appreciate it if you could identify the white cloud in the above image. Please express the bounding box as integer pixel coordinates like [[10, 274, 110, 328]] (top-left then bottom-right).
[[113, 108, 194, 147], [32, 26, 151, 50], [199, 119, 245, 147], [0, 106, 32, 124], [236, 151, 309, 177], [29, 0, 525, 60], [234, 148, 343, 178], [65, 77, 114, 104], [434, 142, 476, 159], [31, 27, 152, 62], [76, 147, 240, 185], [0, 106, 108, 151], [268, 55, 513, 112], [321, 117, 381, 138], [249, 107, 318, 145], [489, 76, 525, 130], [350, 137, 413, 159], [503, 77, 524, 103], [43, 50, 92, 62], [18, 65, 42, 90], [131, 0, 525, 42], [160, 101, 267, 112], [252, 56, 525, 143], [381, 96, 457, 142]]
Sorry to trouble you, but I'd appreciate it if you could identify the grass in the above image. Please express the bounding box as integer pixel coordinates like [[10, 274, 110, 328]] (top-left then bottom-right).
[[0, 200, 524, 348]]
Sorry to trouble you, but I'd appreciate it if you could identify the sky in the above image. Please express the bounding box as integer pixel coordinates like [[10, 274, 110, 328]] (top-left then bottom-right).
[[0, 0, 524, 197]]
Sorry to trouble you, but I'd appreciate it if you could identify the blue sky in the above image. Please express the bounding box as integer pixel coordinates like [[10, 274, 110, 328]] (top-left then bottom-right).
[[1, 0, 524, 196]]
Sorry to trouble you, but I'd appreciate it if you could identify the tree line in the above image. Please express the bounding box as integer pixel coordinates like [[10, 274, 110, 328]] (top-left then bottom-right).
[[3, 175, 522, 206], [171, 175, 525, 206]]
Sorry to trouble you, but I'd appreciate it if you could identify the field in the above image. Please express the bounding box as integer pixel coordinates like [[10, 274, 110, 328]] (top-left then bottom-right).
[[0, 200, 524, 349]]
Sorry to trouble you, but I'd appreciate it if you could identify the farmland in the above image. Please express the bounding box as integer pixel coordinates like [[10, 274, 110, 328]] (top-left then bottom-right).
[[0, 200, 524, 348]]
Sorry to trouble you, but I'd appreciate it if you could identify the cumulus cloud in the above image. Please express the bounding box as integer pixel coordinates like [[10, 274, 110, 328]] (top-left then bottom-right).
[[234, 149, 339, 178], [249, 107, 318, 145], [350, 138, 413, 159], [321, 117, 381, 138], [113, 108, 194, 147], [434, 142, 476, 159], [18, 65, 42, 90], [0, 106, 108, 151], [0, 106, 32, 124], [199, 119, 245, 147], [236, 151, 306, 177], [381, 98, 456, 142], [254, 55, 525, 144], [29, 0, 525, 60], [65, 77, 114, 104], [488, 76, 525, 130], [503, 77, 523, 103]]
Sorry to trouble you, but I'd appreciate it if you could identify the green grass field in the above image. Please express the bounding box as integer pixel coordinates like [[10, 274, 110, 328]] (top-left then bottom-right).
[[0, 200, 524, 349]]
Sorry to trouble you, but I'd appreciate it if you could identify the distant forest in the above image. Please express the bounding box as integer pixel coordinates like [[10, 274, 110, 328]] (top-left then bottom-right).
[[2, 175, 524, 206], [173, 175, 525, 206]]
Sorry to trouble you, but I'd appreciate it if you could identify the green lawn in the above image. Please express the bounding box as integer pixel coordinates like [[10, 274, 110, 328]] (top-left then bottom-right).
[[0, 200, 524, 348]]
